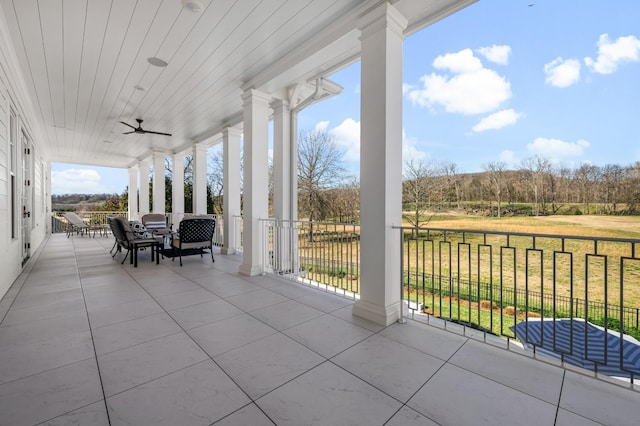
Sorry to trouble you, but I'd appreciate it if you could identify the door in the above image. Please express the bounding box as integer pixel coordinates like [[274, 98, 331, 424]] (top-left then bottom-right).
[[21, 130, 32, 265]]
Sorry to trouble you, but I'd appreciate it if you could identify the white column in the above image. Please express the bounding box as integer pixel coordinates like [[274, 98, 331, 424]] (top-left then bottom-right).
[[192, 143, 208, 215], [222, 127, 242, 255], [271, 99, 294, 272], [138, 159, 151, 217], [239, 89, 270, 276], [353, 3, 407, 326], [128, 165, 139, 220], [172, 152, 185, 226], [271, 99, 291, 220], [152, 151, 166, 213]]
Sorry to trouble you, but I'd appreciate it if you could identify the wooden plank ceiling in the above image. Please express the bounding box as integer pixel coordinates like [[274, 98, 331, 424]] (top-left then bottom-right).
[[0, 0, 474, 168]]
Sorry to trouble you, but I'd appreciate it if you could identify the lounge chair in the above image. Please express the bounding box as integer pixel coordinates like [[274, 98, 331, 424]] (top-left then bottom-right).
[[170, 216, 215, 266], [63, 212, 90, 237]]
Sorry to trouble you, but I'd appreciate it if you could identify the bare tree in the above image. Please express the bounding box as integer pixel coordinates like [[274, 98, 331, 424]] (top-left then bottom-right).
[[207, 148, 224, 214], [521, 156, 551, 216], [403, 158, 439, 233], [297, 129, 346, 222], [484, 161, 506, 217], [441, 161, 461, 208]]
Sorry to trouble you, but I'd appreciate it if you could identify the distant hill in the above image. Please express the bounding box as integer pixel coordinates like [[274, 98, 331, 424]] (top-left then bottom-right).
[[52, 193, 119, 211]]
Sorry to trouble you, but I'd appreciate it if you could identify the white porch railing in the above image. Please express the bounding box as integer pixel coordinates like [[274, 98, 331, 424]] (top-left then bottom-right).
[[261, 219, 360, 298]]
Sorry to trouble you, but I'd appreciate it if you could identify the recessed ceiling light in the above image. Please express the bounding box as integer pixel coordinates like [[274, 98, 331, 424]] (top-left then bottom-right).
[[182, 0, 203, 13], [134, 85, 147, 91], [147, 57, 168, 67]]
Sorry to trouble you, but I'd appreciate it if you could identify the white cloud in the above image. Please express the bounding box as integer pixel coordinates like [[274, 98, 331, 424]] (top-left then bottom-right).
[[314, 121, 330, 133], [329, 118, 360, 162], [402, 130, 428, 163], [477, 45, 511, 65], [472, 109, 523, 132], [544, 57, 581, 87], [406, 48, 511, 115], [526, 137, 590, 159], [51, 169, 109, 194], [499, 150, 519, 166], [585, 34, 640, 74]]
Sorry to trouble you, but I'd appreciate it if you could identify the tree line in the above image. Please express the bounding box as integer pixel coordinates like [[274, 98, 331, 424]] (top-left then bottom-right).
[[71, 130, 640, 226]]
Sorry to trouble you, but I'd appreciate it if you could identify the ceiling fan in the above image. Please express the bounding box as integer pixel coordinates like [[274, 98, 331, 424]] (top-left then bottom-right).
[[119, 118, 172, 136]]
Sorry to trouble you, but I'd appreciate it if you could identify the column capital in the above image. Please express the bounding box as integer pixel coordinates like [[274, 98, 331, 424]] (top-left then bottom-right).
[[270, 98, 290, 113], [223, 126, 243, 139], [128, 164, 139, 172], [358, 2, 407, 40], [242, 88, 271, 107]]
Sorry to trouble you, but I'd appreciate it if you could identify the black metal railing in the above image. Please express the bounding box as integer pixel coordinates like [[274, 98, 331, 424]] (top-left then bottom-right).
[[398, 226, 640, 380], [261, 219, 360, 297]]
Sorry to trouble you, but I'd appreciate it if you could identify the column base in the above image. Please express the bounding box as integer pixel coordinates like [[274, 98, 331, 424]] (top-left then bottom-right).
[[221, 247, 236, 255], [353, 299, 402, 326], [239, 262, 263, 276]]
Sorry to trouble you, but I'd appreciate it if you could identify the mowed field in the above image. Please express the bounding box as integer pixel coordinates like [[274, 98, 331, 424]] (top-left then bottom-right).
[[421, 214, 640, 239]]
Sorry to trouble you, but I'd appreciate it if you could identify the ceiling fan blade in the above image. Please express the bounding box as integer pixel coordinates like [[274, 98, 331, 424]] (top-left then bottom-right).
[[144, 130, 172, 137], [122, 131, 135, 134], [119, 121, 137, 130]]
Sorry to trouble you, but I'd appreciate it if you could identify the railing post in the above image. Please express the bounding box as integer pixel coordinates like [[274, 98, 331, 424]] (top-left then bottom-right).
[[398, 227, 406, 324]]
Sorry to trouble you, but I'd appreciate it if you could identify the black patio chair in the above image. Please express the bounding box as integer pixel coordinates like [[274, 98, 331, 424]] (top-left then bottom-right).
[[170, 217, 215, 266], [108, 216, 161, 267]]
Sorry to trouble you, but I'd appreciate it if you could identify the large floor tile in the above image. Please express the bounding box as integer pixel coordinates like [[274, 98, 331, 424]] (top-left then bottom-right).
[[257, 362, 402, 426], [87, 297, 165, 329], [154, 287, 220, 311], [330, 305, 386, 332], [450, 339, 564, 404], [107, 360, 250, 426], [250, 299, 325, 331], [559, 371, 640, 426], [215, 333, 325, 399], [139, 278, 203, 297], [98, 332, 208, 396], [92, 312, 182, 355], [169, 298, 244, 329], [40, 401, 110, 426], [284, 314, 373, 358], [0, 359, 103, 426], [295, 291, 353, 313], [187, 313, 277, 357], [197, 276, 262, 297], [0, 296, 87, 326], [214, 403, 276, 426], [0, 330, 95, 385], [379, 320, 468, 360], [333, 334, 445, 402], [0, 310, 88, 346], [226, 288, 290, 312], [408, 363, 557, 426], [385, 406, 439, 426], [11, 288, 84, 310], [83, 287, 151, 311]]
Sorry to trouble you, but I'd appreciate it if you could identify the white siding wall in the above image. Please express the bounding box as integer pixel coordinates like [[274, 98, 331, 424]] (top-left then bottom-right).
[[0, 74, 21, 298], [0, 21, 48, 300]]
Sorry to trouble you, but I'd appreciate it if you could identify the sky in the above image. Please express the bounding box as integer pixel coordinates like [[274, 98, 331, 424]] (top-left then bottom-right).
[[52, 0, 640, 194]]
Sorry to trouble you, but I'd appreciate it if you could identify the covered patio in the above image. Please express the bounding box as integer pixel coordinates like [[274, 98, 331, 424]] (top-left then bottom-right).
[[1, 234, 639, 425]]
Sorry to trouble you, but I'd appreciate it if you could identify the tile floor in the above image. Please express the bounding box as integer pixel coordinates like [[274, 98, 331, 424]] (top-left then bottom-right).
[[1, 234, 640, 425]]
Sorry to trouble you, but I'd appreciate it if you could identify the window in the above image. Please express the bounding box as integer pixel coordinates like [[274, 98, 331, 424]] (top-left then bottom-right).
[[9, 109, 17, 239]]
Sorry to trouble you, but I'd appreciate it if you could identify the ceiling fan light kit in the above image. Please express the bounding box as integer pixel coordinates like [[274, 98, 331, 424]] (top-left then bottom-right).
[[147, 57, 168, 67], [182, 0, 203, 13]]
